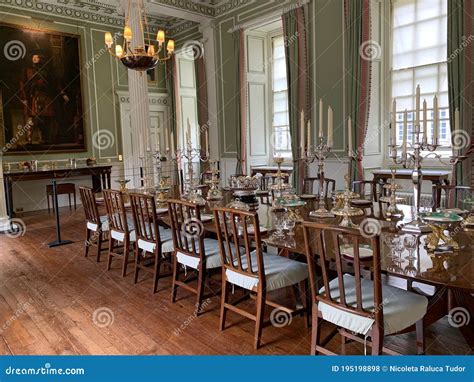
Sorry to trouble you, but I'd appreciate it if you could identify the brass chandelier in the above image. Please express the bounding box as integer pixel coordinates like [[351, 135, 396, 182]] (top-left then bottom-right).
[[104, 0, 174, 72]]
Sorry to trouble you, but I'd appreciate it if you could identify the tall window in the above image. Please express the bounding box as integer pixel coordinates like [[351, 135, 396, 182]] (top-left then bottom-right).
[[391, 0, 450, 148], [271, 36, 291, 158]]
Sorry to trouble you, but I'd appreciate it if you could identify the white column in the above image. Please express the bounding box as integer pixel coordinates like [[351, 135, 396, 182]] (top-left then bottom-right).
[[200, 22, 220, 160], [127, 0, 153, 188], [0, 154, 12, 232]]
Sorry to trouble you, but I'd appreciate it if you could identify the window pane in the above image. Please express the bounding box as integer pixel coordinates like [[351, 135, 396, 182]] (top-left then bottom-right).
[[392, 0, 450, 148], [272, 35, 291, 158]]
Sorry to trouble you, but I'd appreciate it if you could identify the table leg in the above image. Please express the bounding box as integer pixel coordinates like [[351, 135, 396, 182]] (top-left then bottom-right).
[[4, 177, 14, 219], [451, 289, 474, 350], [91, 173, 102, 193]]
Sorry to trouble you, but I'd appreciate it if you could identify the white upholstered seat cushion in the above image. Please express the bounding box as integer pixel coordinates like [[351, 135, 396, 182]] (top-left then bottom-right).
[[318, 274, 428, 336], [86, 215, 110, 232], [137, 227, 174, 254], [225, 251, 308, 292], [176, 238, 222, 270]]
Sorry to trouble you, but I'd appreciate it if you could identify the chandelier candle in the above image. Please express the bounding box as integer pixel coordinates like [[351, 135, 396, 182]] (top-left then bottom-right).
[[104, 0, 174, 72]]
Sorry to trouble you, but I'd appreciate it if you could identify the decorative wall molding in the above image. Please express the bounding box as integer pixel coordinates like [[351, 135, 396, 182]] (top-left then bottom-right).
[[0, 0, 261, 31], [116, 90, 169, 106], [0, 0, 185, 32]]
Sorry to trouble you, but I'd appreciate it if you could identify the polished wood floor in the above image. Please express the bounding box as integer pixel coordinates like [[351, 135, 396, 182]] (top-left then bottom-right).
[[0, 207, 471, 355]]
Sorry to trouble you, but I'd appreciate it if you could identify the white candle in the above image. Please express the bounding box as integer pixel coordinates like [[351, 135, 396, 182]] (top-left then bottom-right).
[[170, 131, 175, 151], [300, 110, 305, 152], [307, 121, 311, 149], [327, 106, 333, 147], [347, 117, 352, 152], [205, 129, 209, 156], [415, 85, 420, 127], [186, 118, 192, 144], [433, 95, 438, 143], [164, 128, 169, 151], [391, 99, 397, 145], [454, 107, 460, 132], [319, 99, 323, 138], [402, 109, 408, 157], [422, 99, 427, 139]]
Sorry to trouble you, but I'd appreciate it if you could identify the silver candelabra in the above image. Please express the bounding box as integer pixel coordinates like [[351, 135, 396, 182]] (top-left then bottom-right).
[[300, 137, 334, 218]]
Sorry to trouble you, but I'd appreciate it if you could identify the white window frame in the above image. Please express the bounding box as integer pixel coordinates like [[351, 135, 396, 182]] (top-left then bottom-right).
[[386, 0, 452, 165], [268, 31, 292, 162]]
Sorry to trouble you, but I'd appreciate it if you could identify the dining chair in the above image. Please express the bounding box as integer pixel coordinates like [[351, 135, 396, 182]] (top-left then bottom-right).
[[303, 177, 336, 197], [302, 222, 428, 355], [129, 193, 175, 293], [79, 186, 109, 262], [213, 207, 309, 349], [168, 199, 222, 314], [103, 189, 136, 277], [351, 180, 379, 215], [432, 185, 473, 211]]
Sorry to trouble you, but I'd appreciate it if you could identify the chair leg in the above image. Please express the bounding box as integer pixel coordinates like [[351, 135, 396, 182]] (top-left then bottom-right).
[[254, 290, 266, 350], [68, 194, 72, 210], [84, 228, 91, 257], [122, 239, 130, 277], [311, 304, 320, 355], [219, 276, 229, 331], [341, 333, 347, 355], [371, 326, 383, 355], [195, 263, 206, 315], [107, 238, 114, 271], [96, 232, 103, 262], [171, 253, 179, 303], [47, 194, 50, 213], [134, 248, 140, 284], [74, 191, 77, 210], [416, 319, 425, 355], [153, 253, 161, 294]]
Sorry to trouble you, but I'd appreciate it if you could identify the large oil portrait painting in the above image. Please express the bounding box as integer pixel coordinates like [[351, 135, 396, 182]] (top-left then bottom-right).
[[0, 23, 85, 154]]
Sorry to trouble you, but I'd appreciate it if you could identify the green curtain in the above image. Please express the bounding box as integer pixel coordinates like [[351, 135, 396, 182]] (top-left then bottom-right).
[[282, 6, 309, 193], [194, 45, 210, 175], [344, 0, 371, 183], [233, 30, 244, 175], [165, 56, 179, 184], [447, 0, 473, 187]]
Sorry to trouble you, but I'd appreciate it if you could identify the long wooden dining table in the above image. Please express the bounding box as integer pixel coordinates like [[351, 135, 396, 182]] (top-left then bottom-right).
[[122, 186, 473, 349]]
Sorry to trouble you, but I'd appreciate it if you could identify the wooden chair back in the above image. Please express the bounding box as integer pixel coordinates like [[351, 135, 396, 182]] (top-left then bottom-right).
[[79, 186, 101, 225], [168, 199, 205, 261], [129, 193, 162, 247], [432, 185, 474, 210], [102, 189, 129, 235], [302, 222, 383, 325], [303, 177, 336, 197], [352, 180, 377, 200], [213, 207, 265, 290]]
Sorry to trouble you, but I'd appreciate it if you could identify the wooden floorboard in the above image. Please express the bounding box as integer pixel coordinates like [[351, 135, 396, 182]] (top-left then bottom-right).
[[0, 207, 471, 355]]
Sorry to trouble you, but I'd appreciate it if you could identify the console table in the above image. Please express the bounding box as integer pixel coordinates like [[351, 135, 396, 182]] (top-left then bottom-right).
[[371, 168, 450, 202], [250, 165, 293, 177], [3, 165, 112, 218]]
